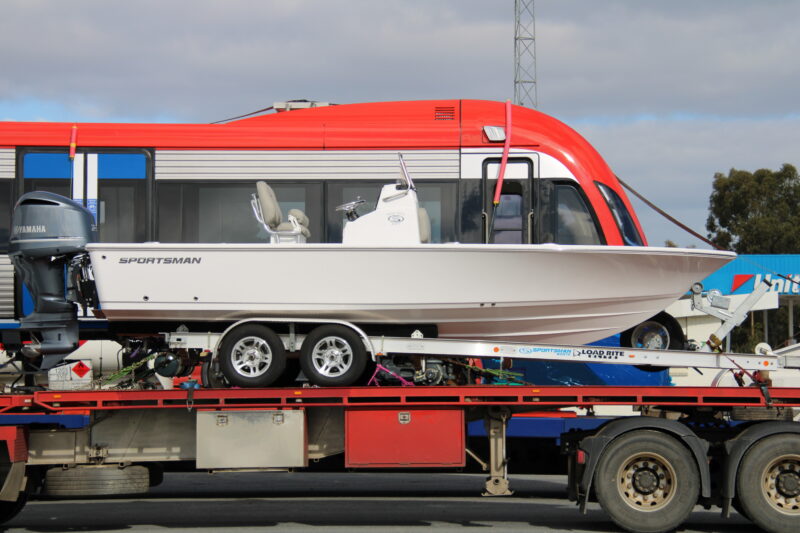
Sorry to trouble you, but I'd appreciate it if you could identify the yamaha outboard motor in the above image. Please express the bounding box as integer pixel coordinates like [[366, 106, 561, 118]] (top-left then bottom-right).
[[8, 192, 97, 369]]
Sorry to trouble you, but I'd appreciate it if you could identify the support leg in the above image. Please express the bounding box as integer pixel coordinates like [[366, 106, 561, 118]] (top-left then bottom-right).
[[483, 407, 513, 496]]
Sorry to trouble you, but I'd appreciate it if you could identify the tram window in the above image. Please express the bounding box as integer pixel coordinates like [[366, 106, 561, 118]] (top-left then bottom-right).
[[493, 193, 523, 244], [98, 181, 146, 242], [22, 152, 72, 198], [595, 182, 644, 246], [157, 182, 322, 243], [22, 178, 71, 198], [416, 182, 457, 243], [325, 182, 381, 243], [459, 181, 483, 243], [22, 152, 72, 179], [97, 153, 148, 242], [0, 181, 12, 251], [554, 185, 602, 245]]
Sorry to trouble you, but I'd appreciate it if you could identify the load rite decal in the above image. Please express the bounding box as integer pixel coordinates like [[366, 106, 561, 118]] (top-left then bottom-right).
[[572, 348, 624, 360], [119, 257, 202, 264]]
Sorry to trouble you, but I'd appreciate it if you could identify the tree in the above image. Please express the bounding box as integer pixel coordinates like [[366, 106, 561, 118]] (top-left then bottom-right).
[[706, 164, 800, 352], [706, 164, 800, 253]]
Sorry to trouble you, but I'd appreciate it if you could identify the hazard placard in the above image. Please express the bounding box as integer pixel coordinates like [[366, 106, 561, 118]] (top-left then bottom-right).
[[71, 361, 90, 379]]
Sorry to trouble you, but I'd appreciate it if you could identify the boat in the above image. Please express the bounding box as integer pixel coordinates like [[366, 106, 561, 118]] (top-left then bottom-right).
[[87, 241, 734, 345], [85, 160, 735, 346]]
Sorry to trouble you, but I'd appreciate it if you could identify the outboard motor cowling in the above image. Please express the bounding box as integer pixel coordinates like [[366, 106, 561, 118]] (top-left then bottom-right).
[[8, 192, 97, 369]]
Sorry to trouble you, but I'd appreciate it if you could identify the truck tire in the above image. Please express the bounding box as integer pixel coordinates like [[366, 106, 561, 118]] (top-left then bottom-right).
[[218, 324, 286, 388], [594, 430, 700, 533], [45, 465, 149, 497], [300, 325, 367, 387], [736, 434, 800, 533]]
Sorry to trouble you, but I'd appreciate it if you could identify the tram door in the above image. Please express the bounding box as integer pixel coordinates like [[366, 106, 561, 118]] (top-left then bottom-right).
[[20, 150, 151, 243], [18, 149, 151, 316], [482, 157, 537, 244]]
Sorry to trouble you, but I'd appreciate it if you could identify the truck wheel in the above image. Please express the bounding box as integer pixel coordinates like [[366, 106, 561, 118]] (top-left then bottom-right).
[[736, 434, 800, 533], [219, 325, 286, 388], [300, 325, 367, 386], [45, 465, 149, 497], [594, 430, 699, 533]]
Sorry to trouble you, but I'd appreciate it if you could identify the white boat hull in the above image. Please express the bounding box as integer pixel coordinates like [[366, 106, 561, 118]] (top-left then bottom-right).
[[86, 243, 734, 345]]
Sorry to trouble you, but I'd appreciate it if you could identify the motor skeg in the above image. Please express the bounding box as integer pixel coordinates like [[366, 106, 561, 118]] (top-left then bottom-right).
[[8, 192, 97, 369]]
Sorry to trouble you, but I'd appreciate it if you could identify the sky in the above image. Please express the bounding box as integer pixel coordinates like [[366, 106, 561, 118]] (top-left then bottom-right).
[[2, 0, 798, 247]]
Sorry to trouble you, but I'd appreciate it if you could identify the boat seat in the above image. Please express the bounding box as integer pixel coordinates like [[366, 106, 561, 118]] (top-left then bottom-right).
[[418, 207, 431, 244], [251, 181, 310, 243]]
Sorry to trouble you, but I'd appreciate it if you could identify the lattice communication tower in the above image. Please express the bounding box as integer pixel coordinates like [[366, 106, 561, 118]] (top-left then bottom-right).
[[514, 0, 538, 108]]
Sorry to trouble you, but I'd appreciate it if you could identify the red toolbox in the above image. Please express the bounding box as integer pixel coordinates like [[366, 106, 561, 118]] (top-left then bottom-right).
[[345, 408, 465, 468]]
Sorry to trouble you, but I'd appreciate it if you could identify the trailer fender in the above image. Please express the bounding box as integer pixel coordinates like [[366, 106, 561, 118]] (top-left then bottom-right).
[[575, 417, 710, 513], [720, 421, 800, 518]]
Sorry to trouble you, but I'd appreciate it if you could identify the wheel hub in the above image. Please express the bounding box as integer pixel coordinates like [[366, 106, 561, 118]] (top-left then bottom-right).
[[776, 470, 800, 498], [617, 454, 675, 510], [633, 468, 659, 494]]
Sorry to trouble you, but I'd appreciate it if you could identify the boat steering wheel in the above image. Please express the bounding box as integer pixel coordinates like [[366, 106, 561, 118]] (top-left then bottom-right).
[[336, 198, 366, 221]]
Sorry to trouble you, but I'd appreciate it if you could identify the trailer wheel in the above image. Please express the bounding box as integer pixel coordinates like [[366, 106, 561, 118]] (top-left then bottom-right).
[[594, 430, 699, 533], [300, 325, 367, 386], [736, 434, 800, 533], [45, 465, 149, 497], [219, 325, 286, 388]]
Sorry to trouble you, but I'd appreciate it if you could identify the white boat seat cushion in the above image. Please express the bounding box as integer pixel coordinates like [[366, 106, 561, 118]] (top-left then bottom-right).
[[288, 208, 309, 228], [256, 181, 282, 229], [418, 207, 431, 244]]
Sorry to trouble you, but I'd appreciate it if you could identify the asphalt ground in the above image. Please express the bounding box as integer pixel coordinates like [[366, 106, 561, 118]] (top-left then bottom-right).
[[4, 472, 752, 533]]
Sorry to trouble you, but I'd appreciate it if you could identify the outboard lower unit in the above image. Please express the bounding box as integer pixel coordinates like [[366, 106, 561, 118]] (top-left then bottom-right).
[[8, 192, 97, 369]]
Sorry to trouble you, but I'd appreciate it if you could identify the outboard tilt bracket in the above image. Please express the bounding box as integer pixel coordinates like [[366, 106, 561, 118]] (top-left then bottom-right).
[[8, 192, 97, 369]]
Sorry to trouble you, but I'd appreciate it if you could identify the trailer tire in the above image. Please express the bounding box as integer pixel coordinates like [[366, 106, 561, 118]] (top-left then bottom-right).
[[594, 430, 699, 533], [736, 434, 800, 533], [45, 465, 149, 497], [300, 325, 367, 387], [219, 325, 286, 388]]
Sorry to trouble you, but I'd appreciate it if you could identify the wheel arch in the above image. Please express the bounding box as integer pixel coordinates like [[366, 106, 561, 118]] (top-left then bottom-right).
[[720, 421, 800, 517], [576, 417, 711, 512]]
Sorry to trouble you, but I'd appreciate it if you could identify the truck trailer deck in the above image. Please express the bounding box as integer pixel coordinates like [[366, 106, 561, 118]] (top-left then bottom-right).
[[0, 383, 797, 533]]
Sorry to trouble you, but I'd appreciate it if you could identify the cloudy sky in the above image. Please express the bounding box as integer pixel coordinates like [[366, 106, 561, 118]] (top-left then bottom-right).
[[2, 0, 798, 247]]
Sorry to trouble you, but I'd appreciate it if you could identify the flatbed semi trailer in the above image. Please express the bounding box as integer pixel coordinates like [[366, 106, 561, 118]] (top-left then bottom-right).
[[0, 384, 797, 533]]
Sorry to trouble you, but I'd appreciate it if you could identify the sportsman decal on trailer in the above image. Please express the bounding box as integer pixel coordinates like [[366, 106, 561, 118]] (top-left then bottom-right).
[[119, 257, 203, 265]]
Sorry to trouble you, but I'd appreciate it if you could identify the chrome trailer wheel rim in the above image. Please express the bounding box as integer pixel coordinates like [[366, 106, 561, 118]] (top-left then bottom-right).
[[615, 451, 677, 511], [230, 336, 273, 378], [310, 336, 353, 377]]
